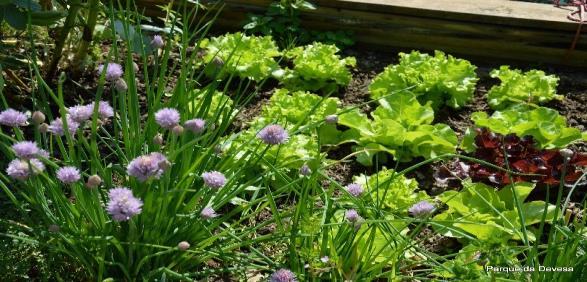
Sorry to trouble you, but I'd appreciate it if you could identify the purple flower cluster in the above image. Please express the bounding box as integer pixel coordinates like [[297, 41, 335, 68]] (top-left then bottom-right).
[[257, 124, 289, 145], [202, 171, 227, 189], [68, 101, 114, 123], [12, 141, 40, 159], [6, 159, 45, 180], [56, 166, 81, 184], [151, 35, 165, 49], [48, 116, 80, 136], [270, 269, 297, 282], [345, 183, 364, 197], [184, 118, 206, 134], [0, 108, 28, 127], [98, 63, 123, 81], [106, 187, 143, 221], [200, 207, 218, 219], [345, 209, 361, 222], [408, 200, 435, 218], [68, 105, 94, 122], [155, 108, 180, 129], [127, 152, 169, 182]]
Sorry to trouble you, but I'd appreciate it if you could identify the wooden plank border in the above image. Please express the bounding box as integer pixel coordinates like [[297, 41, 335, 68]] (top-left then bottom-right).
[[136, 0, 587, 67]]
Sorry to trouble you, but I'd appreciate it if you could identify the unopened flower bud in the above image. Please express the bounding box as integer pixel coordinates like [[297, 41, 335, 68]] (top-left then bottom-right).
[[48, 224, 60, 233], [325, 114, 338, 124], [32, 111, 46, 124], [212, 57, 224, 66], [158, 159, 172, 170], [560, 148, 574, 160], [86, 174, 102, 188], [133, 62, 139, 73], [178, 241, 190, 251], [114, 78, 128, 92], [172, 125, 184, 136], [39, 123, 49, 133], [300, 164, 311, 176], [153, 133, 164, 145]]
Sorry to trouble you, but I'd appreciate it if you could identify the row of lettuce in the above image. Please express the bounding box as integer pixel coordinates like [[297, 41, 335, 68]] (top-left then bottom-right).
[[202, 32, 586, 169]]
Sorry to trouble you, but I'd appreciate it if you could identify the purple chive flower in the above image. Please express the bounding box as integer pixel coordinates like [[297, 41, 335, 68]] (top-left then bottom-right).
[[0, 108, 28, 127], [345, 209, 361, 222], [6, 159, 45, 180], [270, 268, 297, 282], [68, 104, 94, 122], [87, 101, 114, 119], [38, 149, 50, 159], [127, 152, 169, 182], [200, 207, 218, 219], [155, 108, 180, 129], [98, 63, 123, 81], [12, 141, 40, 159], [106, 187, 143, 221], [56, 166, 81, 184], [184, 118, 206, 133], [151, 35, 165, 49], [325, 114, 338, 124], [257, 124, 289, 145], [202, 171, 226, 189], [345, 183, 364, 197], [409, 200, 435, 218], [48, 116, 80, 136]]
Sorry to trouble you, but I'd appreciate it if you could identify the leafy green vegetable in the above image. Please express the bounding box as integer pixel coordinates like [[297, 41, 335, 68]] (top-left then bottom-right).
[[225, 89, 338, 171], [470, 104, 584, 149], [199, 32, 281, 81], [369, 50, 478, 109], [255, 88, 339, 129], [487, 66, 561, 110], [433, 181, 557, 242], [276, 42, 356, 92], [354, 168, 429, 215], [338, 92, 458, 165]]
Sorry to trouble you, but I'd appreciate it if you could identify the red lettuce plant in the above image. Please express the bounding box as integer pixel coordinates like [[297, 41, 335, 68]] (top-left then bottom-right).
[[465, 128, 587, 187]]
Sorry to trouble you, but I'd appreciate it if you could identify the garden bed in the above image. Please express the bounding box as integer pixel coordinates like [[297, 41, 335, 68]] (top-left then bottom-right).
[[138, 0, 587, 67], [2, 1, 587, 280]]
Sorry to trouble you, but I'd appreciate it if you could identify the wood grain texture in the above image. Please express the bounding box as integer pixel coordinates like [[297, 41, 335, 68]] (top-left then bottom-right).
[[136, 0, 587, 67]]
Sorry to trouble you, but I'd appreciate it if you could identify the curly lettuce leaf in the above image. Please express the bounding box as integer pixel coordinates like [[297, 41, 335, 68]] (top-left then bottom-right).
[[354, 168, 428, 214], [277, 42, 356, 92], [369, 50, 478, 109], [256, 88, 339, 128], [471, 104, 583, 149], [200, 32, 281, 81], [487, 66, 561, 110]]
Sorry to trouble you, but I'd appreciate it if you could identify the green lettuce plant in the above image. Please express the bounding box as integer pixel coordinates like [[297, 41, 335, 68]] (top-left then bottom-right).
[[199, 32, 281, 81], [276, 42, 356, 92], [487, 66, 561, 110], [369, 50, 478, 109], [469, 104, 585, 149], [433, 181, 557, 243], [338, 92, 458, 165], [223, 89, 338, 172], [353, 168, 429, 215]]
